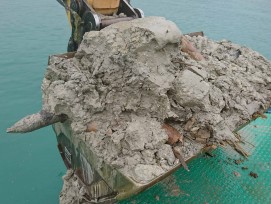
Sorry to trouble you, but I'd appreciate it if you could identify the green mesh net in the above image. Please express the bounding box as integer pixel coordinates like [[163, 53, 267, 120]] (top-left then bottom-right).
[[120, 114, 271, 204]]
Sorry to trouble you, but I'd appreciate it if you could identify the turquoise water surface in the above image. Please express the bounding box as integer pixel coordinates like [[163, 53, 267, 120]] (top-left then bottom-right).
[[0, 0, 270, 203]]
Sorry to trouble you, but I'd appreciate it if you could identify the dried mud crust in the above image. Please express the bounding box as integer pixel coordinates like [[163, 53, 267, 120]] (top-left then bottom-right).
[[41, 17, 271, 202]]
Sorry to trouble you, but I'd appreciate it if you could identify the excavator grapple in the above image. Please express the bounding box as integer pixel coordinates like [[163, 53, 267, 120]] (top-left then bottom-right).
[[57, 0, 144, 51]]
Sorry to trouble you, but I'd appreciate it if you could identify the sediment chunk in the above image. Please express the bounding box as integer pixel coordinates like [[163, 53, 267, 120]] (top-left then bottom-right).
[[40, 17, 271, 201]]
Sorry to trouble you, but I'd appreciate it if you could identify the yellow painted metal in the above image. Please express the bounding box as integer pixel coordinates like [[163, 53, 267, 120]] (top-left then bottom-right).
[[87, 0, 120, 15], [64, 0, 121, 28], [65, 0, 72, 28]]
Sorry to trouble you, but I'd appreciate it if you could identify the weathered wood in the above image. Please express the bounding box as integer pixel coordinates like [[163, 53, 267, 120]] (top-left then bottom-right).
[[185, 31, 204, 37], [173, 147, 190, 172], [7, 110, 67, 133]]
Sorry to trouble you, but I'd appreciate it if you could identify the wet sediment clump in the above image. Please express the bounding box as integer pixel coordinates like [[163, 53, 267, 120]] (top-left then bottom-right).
[[41, 17, 271, 202]]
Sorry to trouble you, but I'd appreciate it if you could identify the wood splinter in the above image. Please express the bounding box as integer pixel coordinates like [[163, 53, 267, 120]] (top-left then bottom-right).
[[226, 140, 250, 158], [173, 147, 190, 172]]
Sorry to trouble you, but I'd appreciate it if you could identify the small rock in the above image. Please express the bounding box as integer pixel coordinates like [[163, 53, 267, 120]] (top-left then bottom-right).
[[233, 171, 241, 177], [157, 144, 176, 165], [86, 122, 97, 132], [155, 195, 160, 201], [234, 159, 244, 165], [132, 164, 165, 183], [249, 172, 258, 178], [184, 117, 196, 131], [205, 152, 215, 157], [196, 128, 211, 139]]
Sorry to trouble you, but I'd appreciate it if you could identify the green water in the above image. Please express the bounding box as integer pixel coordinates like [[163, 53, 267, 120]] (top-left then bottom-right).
[[0, 0, 270, 203], [0, 1, 69, 203]]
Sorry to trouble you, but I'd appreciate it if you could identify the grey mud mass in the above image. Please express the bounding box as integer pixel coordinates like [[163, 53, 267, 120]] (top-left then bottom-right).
[[40, 17, 271, 203]]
